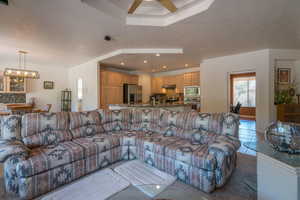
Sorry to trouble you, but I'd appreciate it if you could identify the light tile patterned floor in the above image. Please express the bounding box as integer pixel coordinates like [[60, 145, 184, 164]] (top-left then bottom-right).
[[238, 120, 259, 156]]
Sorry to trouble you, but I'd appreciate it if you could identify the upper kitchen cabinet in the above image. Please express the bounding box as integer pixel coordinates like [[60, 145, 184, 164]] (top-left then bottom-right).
[[175, 74, 184, 93], [184, 72, 200, 86], [151, 77, 163, 94]]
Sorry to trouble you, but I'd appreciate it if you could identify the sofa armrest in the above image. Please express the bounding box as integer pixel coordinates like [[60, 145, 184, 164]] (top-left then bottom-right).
[[0, 139, 30, 163], [207, 135, 240, 187], [208, 135, 240, 166], [210, 135, 241, 152]]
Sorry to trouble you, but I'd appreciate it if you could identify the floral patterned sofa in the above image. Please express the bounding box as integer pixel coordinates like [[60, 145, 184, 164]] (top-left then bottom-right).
[[0, 109, 240, 199]]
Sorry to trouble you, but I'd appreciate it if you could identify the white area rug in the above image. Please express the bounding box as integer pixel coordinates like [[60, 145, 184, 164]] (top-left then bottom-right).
[[41, 168, 130, 200], [114, 160, 177, 198]]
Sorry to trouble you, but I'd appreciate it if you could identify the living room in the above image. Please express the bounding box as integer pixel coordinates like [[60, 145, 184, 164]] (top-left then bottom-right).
[[1, 0, 300, 200]]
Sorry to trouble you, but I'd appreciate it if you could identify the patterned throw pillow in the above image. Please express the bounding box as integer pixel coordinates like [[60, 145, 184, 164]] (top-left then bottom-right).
[[1, 115, 22, 140], [161, 126, 177, 137], [191, 129, 217, 145]]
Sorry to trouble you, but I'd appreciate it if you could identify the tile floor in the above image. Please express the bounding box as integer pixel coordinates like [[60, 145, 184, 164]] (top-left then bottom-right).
[[238, 120, 260, 156]]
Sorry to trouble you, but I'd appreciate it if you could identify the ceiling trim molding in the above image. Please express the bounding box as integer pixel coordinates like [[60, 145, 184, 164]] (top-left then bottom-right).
[[86, 48, 184, 64], [126, 0, 215, 27]]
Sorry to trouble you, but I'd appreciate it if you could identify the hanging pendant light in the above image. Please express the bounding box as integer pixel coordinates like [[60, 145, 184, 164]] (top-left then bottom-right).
[[4, 51, 40, 79]]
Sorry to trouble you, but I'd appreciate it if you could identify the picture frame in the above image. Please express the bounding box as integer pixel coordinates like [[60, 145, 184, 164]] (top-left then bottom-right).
[[277, 68, 291, 84], [44, 81, 54, 89]]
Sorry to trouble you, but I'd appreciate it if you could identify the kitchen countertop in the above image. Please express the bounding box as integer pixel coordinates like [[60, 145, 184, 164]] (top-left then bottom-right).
[[109, 104, 192, 108]]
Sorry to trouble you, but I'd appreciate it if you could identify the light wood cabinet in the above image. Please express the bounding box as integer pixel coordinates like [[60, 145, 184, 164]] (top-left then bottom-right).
[[99, 69, 138, 109], [151, 72, 200, 94], [175, 74, 184, 93], [184, 72, 200, 86], [151, 77, 163, 94]]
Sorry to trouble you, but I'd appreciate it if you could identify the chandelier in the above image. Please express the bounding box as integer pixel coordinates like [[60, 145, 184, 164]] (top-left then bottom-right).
[[4, 51, 40, 79]]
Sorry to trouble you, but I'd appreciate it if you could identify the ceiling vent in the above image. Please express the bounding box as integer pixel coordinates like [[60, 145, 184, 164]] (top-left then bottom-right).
[[0, 0, 8, 6]]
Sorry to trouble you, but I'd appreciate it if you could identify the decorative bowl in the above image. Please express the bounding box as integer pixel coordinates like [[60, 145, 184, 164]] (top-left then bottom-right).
[[265, 121, 300, 154]]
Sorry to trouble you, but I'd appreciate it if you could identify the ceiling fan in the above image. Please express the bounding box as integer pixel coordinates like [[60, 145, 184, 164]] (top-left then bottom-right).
[[0, 0, 8, 6], [128, 0, 177, 14]]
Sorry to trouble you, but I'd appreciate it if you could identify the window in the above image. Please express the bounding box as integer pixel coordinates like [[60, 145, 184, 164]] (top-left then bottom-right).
[[232, 76, 256, 107], [77, 78, 83, 100]]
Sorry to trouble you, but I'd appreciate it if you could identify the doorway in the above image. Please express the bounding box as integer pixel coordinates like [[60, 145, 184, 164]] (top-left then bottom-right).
[[230, 72, 256, 120]]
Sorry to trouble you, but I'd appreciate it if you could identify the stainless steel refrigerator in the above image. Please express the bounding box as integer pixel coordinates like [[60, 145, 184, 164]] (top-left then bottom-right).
[[123, 84, 142, 104]]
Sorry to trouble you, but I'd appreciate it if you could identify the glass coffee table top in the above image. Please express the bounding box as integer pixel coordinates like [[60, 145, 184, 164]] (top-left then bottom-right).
[[243, 141, 257, 152], [134, 184, 208, 200]]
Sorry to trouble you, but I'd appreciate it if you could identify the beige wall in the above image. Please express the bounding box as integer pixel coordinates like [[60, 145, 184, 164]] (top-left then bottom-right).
[[0, 61, 69, 112]]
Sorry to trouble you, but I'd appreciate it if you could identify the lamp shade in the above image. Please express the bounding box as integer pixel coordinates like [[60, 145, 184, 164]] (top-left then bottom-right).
[[4, 68, 40, 79]]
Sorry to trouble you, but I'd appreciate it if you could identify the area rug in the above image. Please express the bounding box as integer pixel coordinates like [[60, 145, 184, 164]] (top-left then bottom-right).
[[41, 168, 130, 200], [114, 160, 177, 198]]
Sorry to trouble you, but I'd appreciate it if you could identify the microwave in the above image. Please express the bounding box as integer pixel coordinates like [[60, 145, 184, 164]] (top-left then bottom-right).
[[184, 86, 200, 97]]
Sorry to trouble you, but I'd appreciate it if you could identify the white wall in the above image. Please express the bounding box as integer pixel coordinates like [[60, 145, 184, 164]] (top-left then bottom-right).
[[68, 60, 99, 112], [0, 61, 68, 112], [200, 49, 270, 132], [138, 74, 152, 103]]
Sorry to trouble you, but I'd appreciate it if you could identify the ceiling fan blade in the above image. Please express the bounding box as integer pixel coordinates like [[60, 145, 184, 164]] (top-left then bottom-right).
[[128, 0, 143, 14], [157, 0, 177, 13]]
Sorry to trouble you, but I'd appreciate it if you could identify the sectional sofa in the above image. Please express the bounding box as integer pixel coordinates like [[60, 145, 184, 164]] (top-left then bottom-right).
[[0, 109, 240, 199]]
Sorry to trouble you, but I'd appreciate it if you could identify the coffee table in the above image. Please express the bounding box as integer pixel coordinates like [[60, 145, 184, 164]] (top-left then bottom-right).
[[135, 184, 208, 200]]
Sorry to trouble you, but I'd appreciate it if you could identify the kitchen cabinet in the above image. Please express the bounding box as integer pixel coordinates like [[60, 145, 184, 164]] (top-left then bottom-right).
[[175, 74, 184, 93], [99, 69, 139, 109], [0, 72, 26, 93], [151, 77, 163, 94], [184, 72, 200, 86]]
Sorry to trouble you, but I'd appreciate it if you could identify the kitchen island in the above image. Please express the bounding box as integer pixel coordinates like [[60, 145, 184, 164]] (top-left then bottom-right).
[[109, 104, 192, 112]]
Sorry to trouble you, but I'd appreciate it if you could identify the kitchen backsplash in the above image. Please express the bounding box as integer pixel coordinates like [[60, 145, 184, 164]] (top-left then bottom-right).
[[0, 93, 26, 104]]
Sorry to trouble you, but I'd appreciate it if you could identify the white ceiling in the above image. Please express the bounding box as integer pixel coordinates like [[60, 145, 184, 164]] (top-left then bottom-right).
[[0, 0, 300, 72]]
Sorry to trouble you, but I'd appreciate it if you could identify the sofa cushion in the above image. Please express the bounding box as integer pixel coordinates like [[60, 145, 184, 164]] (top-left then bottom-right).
[[137, 134, 181, 155], [160, 110, 189, 130], [72, 134, 120, 157], [109, 131, 152, 146], [21, 113, 72, 148], [164, 139, 216, 170], [69, 111, 104, 138], [98, 109, 131, 131], [131, 109, 161, 133], [0, 115, 22, 140], [185, 112, 211, 131], [221, 113, 240, 138], [186, 112, 239, 137], [16, 141, 85, 177]]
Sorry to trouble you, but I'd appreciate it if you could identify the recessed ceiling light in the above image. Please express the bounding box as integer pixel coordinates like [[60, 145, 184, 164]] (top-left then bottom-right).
[[162, 66, 167, 69], [144, 60, 148, 64], [120, 62, 125, 66], [156, 53, 160, 57], [185, 64, 189, 67]]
